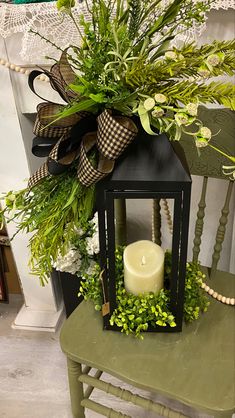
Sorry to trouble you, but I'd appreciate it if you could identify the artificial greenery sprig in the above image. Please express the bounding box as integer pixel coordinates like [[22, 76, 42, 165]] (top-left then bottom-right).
[[126, 40, 235, 86], [79, 248, 209, 338], [0, 166, 95, 284]]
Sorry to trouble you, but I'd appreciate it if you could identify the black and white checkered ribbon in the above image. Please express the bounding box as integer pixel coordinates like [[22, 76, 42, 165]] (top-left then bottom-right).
[[45, 49, 77, 103], [28, 136, 67, 189], [33, 103, 82, 139], [78, 133, 114, 187], [28, 105, 89, 188], [28, 50, 138, 189], [27, 47, 91, 189], [97, 110, 138, 161]]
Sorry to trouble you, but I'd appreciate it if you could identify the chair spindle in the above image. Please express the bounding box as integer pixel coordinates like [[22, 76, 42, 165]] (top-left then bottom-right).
[[192, 176, 208, 263], [211, 180, 234, 278], [79, 373, 188, 418], [152, 198, 162, 245]]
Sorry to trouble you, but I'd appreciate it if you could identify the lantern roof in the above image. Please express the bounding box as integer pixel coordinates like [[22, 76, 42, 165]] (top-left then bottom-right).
[[100, 128, 191, 190]]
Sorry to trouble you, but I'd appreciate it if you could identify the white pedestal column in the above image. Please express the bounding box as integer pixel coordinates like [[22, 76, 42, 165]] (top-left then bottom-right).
[[0, 36, 64, 331]]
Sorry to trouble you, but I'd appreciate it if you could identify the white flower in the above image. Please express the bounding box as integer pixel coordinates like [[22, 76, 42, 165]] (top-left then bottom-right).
[[86, 234, 100, 256], [73, 226, 84, 235], [175, 113, 189, 126], [186, 103, 198, 117], [91, 212, 99, 230], [206, 54, 220, 67], [143, 98, 155, 111], [165, 51, 178, 61], [152, 107, 164, 118], [198, 66, 210, 78], [200, 127, 212, 140], [53, 245, 82, 274], [154, 93, 167, 103], [195, 138, 209, 148]]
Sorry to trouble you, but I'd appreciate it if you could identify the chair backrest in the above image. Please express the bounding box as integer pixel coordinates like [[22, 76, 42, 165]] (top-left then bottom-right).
[[180, 106, 235, 276], [191, 176, 233, 277]]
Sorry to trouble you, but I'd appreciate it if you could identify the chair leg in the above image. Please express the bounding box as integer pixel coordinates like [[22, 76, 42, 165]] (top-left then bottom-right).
[[67, 357, 85, 418]]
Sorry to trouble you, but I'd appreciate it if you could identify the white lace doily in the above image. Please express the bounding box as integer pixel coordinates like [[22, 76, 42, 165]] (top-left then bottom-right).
[[0, 0, 234, 64]]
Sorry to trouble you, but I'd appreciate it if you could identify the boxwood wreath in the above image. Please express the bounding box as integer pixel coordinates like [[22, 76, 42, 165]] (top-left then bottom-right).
[[79, 248, 209, 338]]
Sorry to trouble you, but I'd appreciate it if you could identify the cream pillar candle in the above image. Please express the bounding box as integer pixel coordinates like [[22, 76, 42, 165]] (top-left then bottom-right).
[[124, 240, 164, 295]]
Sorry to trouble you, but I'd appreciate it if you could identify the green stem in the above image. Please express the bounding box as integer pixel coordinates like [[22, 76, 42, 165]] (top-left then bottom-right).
[[30, 30, 63, 52], [69, 12, 91, 51], [208, 144, 235, 163]]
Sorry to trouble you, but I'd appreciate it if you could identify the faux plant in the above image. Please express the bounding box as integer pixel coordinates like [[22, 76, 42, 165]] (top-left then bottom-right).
[[79, 248, 209, 338], [0, 165, 95, 284], [1, 0, 235, 284], [53, 212, 99, 275], [49, 0, 235, 157]]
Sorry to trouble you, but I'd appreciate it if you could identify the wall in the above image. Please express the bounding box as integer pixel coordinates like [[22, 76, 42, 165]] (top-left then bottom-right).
[[0, 36, 63, 330]]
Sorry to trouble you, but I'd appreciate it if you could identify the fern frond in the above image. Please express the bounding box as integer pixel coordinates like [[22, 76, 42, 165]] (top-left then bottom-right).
[[157, 81, 235, 110], [125, 39, 235, 89]]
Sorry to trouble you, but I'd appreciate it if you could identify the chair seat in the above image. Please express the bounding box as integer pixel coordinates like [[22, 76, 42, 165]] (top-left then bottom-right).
[[60, 270, 235, 417]]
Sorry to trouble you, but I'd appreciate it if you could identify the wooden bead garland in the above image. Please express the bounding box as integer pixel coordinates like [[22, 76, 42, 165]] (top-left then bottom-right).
[[201, 282, 234, 305], [159, 199, 235, 306], [0, 58, 49, 82]]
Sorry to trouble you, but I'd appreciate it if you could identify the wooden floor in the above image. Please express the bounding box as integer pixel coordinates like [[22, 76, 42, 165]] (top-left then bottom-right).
[[0, 295, 228, 418]]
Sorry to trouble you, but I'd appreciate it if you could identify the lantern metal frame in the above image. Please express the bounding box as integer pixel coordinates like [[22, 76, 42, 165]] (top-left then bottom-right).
[[96, 128, 191, 333]]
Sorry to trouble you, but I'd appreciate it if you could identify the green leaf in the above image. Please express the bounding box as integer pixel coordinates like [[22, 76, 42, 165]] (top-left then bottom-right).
[[62, 183, 79, 210], [89, 93, 107, 103], [138, 103, 157, 135], [150, 37, 175, 60], [47, 99, 97, 126], [69, 84, 86, 94]]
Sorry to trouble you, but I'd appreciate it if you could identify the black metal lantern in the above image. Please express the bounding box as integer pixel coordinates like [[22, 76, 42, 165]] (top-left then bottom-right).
[[96, 125, 191, 332]]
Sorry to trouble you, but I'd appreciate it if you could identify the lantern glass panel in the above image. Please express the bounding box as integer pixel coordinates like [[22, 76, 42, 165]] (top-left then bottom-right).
[[101, 191, 184, 331], [123, 198, 174, 249]]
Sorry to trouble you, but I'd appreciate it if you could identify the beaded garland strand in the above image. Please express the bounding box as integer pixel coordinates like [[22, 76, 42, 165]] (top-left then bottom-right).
[[158, 199, 235, 306], [0, 57, 49, 81]]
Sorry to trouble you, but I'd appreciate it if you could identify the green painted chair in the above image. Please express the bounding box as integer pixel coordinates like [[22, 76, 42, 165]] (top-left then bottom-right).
[[60, 107, 235, 418]]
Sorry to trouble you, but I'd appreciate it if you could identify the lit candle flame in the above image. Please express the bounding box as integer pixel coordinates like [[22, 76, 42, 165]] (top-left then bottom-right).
[[141, 256, 146, 266]]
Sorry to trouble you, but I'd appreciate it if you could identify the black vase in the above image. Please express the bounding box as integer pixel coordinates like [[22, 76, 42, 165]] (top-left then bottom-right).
[[51, 269, 83, 317]]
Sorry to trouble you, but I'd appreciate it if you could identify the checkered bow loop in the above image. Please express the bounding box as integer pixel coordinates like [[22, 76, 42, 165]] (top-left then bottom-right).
[[78, 134, 114, 187], [28, 136, 67, 189], [48, 49, 77, 103], [97, 110, 138, 161], [28, 162, 49, 190], [28, 103, 89, 189], [33, 102, 87, 139]]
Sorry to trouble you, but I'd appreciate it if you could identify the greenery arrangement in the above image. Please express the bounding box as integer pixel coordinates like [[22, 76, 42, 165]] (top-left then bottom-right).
[[0, 165, 95, 284], [51, 0, 235, 153], [0, 1, 234, 301], [79, 248, 209, 338]]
